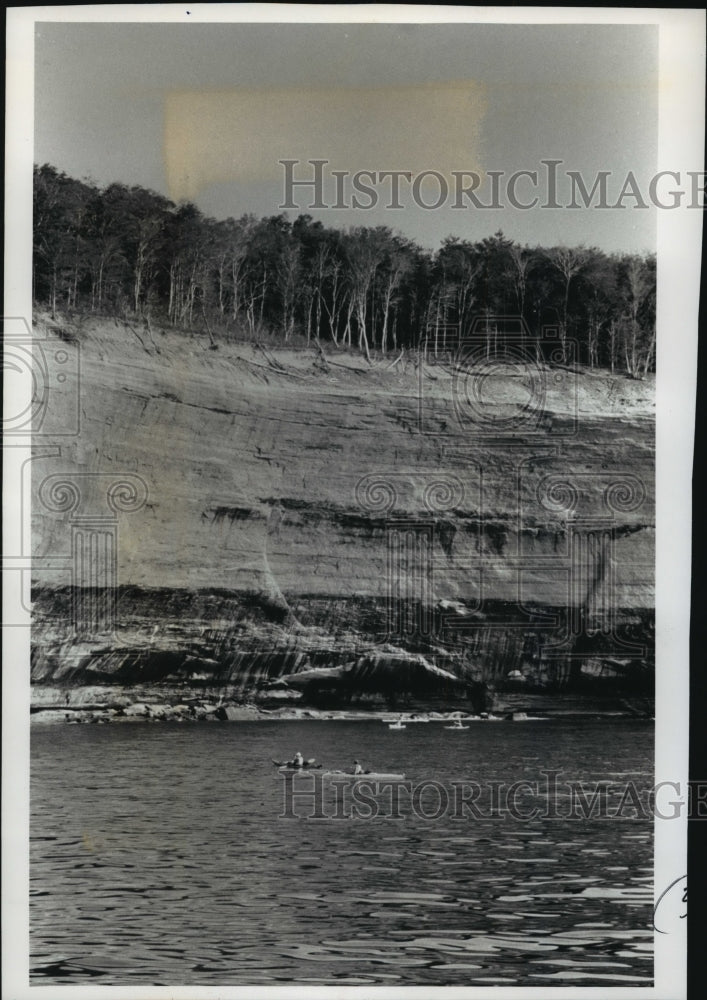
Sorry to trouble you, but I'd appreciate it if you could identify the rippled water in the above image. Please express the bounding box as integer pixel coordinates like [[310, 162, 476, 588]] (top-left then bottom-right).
[[31, 719, 653, 985]]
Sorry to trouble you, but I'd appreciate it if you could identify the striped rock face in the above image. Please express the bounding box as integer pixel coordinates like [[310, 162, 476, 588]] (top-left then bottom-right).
[[30, 317, 654, 712]]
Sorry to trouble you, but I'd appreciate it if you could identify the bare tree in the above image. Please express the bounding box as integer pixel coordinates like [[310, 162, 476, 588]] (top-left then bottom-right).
[[507, 244, 533, 322], [619, 254, 655, 377], [345, 228, 386, 361], [543, 245, 591, 359], [379, 240, 414, 354]]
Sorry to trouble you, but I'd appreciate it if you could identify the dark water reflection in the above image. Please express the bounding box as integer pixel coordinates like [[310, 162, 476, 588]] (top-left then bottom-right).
[[31, 719, 653, 985]]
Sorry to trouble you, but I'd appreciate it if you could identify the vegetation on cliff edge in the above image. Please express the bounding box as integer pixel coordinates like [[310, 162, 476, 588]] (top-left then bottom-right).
[[34, 164, 655, 375]]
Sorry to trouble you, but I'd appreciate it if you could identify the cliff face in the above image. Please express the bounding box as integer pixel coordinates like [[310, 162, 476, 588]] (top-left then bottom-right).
[[30, 316, 654, 711]]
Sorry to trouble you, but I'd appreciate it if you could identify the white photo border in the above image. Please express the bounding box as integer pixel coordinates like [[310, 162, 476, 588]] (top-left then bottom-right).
[[4, 5, 704, 999]]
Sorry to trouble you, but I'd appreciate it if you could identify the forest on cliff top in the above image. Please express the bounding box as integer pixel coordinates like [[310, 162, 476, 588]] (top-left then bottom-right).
[[34, 163, 655, 375]]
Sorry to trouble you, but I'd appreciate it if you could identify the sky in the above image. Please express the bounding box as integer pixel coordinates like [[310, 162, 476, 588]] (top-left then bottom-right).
[[34, 21, 659, 253]]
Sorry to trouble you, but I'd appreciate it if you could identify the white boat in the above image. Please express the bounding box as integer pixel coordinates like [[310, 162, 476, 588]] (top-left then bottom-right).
[[388, 721, 406, 730], [444, 722, 469, 730]]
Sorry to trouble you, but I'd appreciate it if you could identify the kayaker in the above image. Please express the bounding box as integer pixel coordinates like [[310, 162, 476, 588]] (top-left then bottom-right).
[[353, 760, 364, 775], [293, 751, 304, 767]]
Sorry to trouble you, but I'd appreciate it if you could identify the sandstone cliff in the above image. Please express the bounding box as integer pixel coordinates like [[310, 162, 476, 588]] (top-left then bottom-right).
[[30, 315, 654, 715]]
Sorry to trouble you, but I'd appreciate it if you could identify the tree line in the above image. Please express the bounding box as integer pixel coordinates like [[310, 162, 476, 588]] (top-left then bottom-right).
[[33, 163, 656, 375]]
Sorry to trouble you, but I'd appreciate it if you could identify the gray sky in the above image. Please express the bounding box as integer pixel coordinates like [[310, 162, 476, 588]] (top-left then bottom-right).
[[35, 21, 658, 252]]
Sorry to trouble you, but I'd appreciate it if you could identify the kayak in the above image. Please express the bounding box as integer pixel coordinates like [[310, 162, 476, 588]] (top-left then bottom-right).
[[388, 722, 406, 730], [272, 758, 322, 769], [321, 770, 406, 781], [444, 724, 469, 730]]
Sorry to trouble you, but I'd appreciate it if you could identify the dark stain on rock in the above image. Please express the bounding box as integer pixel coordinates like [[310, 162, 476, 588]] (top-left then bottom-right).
[[437, 520, 456, 558], [210, 506, 255, 523]]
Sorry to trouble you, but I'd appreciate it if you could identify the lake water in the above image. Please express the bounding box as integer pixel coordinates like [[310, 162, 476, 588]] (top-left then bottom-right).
[[31, 719, 654, 986]]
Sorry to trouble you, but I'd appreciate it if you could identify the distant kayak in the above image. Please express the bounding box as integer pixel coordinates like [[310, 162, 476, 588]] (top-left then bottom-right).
[[388, 722, 406, 730], [322, 770, 406, 781], [444, 723, 469, 730], [272, 758, 322, 769], [275, 764, 405, 781]]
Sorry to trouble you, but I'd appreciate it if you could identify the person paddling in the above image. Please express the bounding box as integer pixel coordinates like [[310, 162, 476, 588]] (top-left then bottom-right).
[[353, 759, 364, 775], [293, 751, 304, 767]]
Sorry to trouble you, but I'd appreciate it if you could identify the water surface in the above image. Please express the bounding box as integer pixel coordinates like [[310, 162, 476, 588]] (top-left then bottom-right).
[[31, 718, 653, 986]]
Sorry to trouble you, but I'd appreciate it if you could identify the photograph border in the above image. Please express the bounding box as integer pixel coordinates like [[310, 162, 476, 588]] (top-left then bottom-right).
[[4, 5, 704, 999]]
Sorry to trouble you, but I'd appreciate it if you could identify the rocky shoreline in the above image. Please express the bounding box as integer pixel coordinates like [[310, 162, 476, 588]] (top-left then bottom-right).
[[30, 686, 652, 725]]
